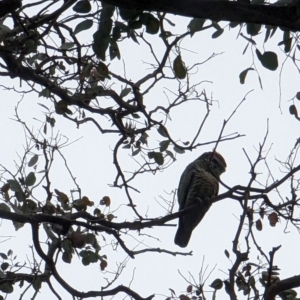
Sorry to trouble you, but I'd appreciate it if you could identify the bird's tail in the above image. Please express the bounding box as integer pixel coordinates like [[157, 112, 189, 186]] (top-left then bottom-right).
[[174, 226, 191, 248]]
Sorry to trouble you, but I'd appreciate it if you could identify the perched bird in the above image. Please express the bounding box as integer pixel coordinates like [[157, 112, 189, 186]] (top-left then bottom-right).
[[174, 151, 227, 247]]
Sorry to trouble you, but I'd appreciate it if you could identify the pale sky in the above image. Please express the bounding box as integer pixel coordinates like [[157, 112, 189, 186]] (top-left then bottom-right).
[[0, 2, 299, 299]]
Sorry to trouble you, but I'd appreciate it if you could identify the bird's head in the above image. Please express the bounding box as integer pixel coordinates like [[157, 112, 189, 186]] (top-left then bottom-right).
[[199, 151, 227, 177]]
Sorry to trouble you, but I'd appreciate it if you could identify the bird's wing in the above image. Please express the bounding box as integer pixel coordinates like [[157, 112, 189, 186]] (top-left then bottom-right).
[[177, 161, 197, 210]]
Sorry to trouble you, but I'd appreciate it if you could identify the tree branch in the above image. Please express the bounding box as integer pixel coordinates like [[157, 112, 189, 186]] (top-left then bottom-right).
[[103, 0, 300, 31]]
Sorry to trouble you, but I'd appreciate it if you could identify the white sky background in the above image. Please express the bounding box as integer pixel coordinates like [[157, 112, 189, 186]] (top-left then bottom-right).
[[0, 1, 300, 299]]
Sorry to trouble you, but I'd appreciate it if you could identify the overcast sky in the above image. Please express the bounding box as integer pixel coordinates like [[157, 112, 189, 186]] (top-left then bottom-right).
[[0, 2, 299, 299]]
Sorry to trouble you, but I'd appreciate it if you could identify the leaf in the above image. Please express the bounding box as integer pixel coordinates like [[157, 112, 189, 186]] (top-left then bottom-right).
[[210, 278, 223, 290], [1, 263, 9, 271], [7, 180, 22, 192], [60, 42, 75, 50], [0, 283, 13, 294], [37, 103, 50, 111], [256, 219, 263, 231], [173, 146, 185, 154], [46, 116, 56, 127], [157, 125, 168, 137], [289, 104, 298, 117], [145, 16, 159, 34], [159, 140, 170, 152], [212, 29, 224, 39], [179, 295, 190, 300], [15, 191, 25, 202], [12, 221, 24, 231], [229, 21, 240, 28], [148, 152, 164, 165], [119, 8, 141, 21], [165, 150, 175, 160], [140, 13, 159, 34], [25, 172, 36, 186], [73, 0, 91, 13], [132, 148, 140, 156], [173, 55, 186, 79], [62, 251, 72, 264], [224, 249, 230, 258], [120, 87, 131, 98], [246, 23, 261, 36], [74, 19, 93, 35], [122, 144, 131, 149], [55, 100, 72, 115], [268, 212, 279, 227], [107, 213, 116, 221], [100, 196, 111, 206], [284, 38, 292, 53], [109, 39, 120, 60], [32, 278, 42, 291], [38, 88, 51, 98], [100, 259, 108, 270], [0, 253, 7, 260], [239, 68, 254, 84], [93, 30, 110, 60], [61, 239, 73, 254], [28, 154, 38, 167], [186, 285, 193, 293], [0, 203, 10, 212], [188, 18, 205, 36], [256, 50, 278, 71]]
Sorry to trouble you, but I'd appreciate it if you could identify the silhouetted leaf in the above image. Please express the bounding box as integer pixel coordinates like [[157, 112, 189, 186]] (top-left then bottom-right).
[[140, 13, 159, 34], [73, 0, 91, 13], [0, 204, 10, 212], [28, 154, 38, 167], [256, 219, 263, 231], [188, 18, 205, 36], [93, 30, 110, 60], [157, 125, 168, 137], [120, 87, 131, 98], [32, 278, 42, 291], [246, 23, 261, 36], [239, 68, 254, 84], [268, 212, 279, 226], [289, 104, 298, 117], [74, 19, 93, 35], [25, 172, 36, 186], [109, 40, 120, 60], [0, 253, 7, 260], [60, 42, 75, 50], [159, 140, 170, 152], [212, 29, 224, 39], [173, 146, 185, 154], [0, 283, 13, 293], [62, 251, 72, 264], [256, 49, 278, 71], [173, 55, 186, 79], [210, 278, 223, 290], [224, 249, 230, 258], [1, 263, 9, 271], [148, 152, 164, 165], [7, 180, 22, 192], [119, 8, 141, 21]]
